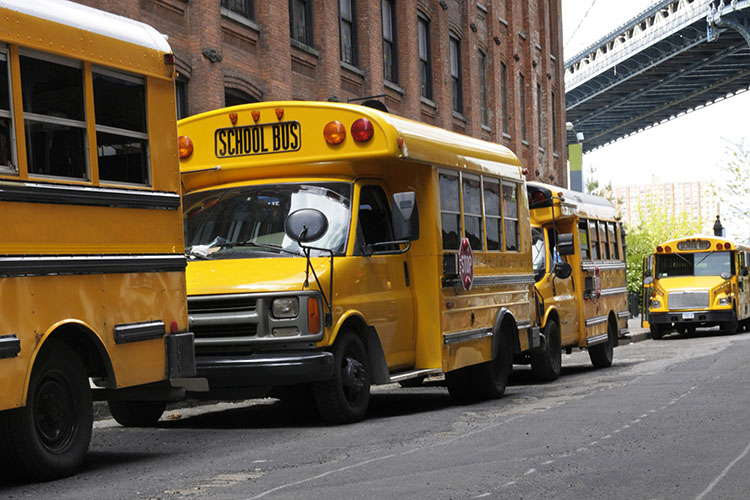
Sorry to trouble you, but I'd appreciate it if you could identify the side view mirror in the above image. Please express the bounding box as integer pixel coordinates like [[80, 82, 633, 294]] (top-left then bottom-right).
[[742, 268, 749, 277], [556, 233, 575, 256], [721, 271, 732, 280], [284, 208, 329, 244], [391, 192, 419, 241], [644, 276, 654, 285], [553, 261, 572, 280]]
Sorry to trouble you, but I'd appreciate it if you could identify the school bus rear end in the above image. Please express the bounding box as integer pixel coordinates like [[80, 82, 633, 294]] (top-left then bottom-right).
[[179, 101, 539, 423]]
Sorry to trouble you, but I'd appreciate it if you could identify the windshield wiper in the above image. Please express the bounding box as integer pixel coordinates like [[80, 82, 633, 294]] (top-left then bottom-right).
[[223, 241, 303, 256]]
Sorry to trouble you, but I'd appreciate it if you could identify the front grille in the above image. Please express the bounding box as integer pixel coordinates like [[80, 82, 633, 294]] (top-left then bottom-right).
[[189, 295, 257, 314], [192, 323, 258, 339], [668, 291, 709, 310], [188, 294, 261, 341]]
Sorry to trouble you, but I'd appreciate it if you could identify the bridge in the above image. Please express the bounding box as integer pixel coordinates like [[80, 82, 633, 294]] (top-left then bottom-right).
[[565, 0, 750, 153]]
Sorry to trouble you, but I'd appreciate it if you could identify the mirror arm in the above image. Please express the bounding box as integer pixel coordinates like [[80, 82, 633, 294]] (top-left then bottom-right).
[[299, 244, 334, 327]]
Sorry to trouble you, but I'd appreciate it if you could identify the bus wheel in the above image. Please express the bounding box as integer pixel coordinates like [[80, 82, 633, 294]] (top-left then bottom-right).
[[313, 331, 370, 424], [723, 320, 738, 335], [445, 367, 474, 402], [470, 329, 511, 399], [530, 321, 561, 382], [589, 319, 615, 369], [0, 340, 92, 481], [650, 324, 664, 340], [107, 401, 166, 427]]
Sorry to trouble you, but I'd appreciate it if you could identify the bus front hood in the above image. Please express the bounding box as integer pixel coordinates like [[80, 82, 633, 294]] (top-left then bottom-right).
[[186, 257, 330, 295]]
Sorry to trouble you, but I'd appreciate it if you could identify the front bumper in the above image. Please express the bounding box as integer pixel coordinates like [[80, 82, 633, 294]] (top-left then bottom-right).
[[196, 350, 334, 389], [649, 310, 735, 327]]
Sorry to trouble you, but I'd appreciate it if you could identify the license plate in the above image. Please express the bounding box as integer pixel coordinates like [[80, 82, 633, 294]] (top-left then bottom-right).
[[682, 312, 695, 320], [214, 121, 301, 158]]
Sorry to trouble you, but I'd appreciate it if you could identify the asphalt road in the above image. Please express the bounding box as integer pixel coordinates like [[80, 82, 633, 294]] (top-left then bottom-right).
[[3, 327, 750, 500]]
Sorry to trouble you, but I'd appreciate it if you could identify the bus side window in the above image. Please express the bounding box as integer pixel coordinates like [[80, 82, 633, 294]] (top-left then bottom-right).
[[589, 220, 600, 260], [578, 219, 590, 260], [439, 170, 461, 250], [358, 185, 395, 246], [608, 222, 619, 260], [462, 174, 483, 251], [502, 181, 519, 251], [599, 221, 610, 260], [483, 177, 502, 251], [0, 52, 15, 172]]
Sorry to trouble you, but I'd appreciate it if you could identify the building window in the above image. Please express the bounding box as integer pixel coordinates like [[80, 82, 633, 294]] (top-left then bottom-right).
[[478, 50, 487, 127], [382, 0, 397, 83], [551, 91, 558, 152], [175, 77, 188, 120], [500, 62, 509, 135], [519, 73, 527, 141], [439, 169, 461, 250], [340, 0, 357, 66], [225, 87, 258, 107], [290, 0, 313, 46], [20, 54, 88, 180], [418, 14, 431, 99], [537, 82, 543, 147], [449, 35, 462, 114], [93, 68, 149, 185], [221, 0, 254, 20]]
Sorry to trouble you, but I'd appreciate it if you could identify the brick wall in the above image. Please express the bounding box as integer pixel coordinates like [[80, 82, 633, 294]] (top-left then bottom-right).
[[72, 0, 567, 185]]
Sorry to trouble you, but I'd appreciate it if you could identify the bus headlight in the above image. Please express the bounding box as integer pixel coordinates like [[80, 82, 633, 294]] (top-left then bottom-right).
[[650, 300, 661, 309], [718, 297, 731, 306], [272, 297, 299, 318]]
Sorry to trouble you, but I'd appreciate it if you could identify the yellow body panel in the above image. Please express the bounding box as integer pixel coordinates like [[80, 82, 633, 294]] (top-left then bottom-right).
[[528, 182, 629, 348], [0, 2, 188, 411], [180, 101, 537, 383]]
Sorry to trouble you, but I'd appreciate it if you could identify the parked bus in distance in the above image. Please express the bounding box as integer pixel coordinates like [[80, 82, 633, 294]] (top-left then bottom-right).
[[178, 101, 540, 424], [526, 182, 629, 380], [643, 235, 750, 338], [0, 0, 194, 481]]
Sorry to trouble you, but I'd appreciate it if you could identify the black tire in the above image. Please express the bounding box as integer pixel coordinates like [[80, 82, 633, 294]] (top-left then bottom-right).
[[0, 340, 92, 481], [530, 321, 562, 382], [650, 324, 664, 340], [107, 400, 166, 428], [723, 320, 738, 335], [470, 329, 511, 400], [445, 366, 474, 403], [313, 331, 370, 424], [589, 318, 615, 368], [398, 376, 426, 388]]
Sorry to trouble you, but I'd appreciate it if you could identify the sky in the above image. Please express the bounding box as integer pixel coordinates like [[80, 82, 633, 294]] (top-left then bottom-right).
[[561, 0, 750, 189]]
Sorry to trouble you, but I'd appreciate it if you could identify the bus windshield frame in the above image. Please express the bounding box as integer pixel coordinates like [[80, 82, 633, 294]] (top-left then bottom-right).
[[655, 251, 734, 278]]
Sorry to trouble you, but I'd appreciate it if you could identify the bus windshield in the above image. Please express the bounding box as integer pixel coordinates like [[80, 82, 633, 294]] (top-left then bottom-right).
[[655, 251, 732, 278], [531, 227, 546, 282], [184, 182, 352, 259]]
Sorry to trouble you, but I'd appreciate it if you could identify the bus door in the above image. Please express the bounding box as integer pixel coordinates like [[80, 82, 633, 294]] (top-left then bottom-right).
[[738, 251, 750, 321], [353, 183, 416, 368], [642, 254, 654, 328], [547, 227, 579, 344]]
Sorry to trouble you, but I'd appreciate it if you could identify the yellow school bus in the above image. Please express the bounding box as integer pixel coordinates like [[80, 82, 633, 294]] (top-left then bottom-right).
[[0, 0, 194, 480], [178, 100, 540, 423], [526, 182, 629, 380], [644, 236, 750, 338]]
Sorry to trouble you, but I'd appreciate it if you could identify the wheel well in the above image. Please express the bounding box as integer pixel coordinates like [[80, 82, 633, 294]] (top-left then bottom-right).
[[544, 309, 560, 332], [493, 308, 518, 355], [336, 315, 389, 385], [42, 323, 115, 385]]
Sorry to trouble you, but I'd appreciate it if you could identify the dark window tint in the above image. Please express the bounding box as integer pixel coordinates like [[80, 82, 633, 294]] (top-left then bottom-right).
[[358, 185, 395, 248], [578, 220, 590, 260], [382, 0, 397, 83], [589, 220, 600, 260], [20, 56, 84, 121], [96, 132, 148, 184], [221, 0, 254, 19], [609, 222, 619, 259], [176, 78, 188, 119], [225, 87, 258, 107], [340, 0, 357, 65], [462, 175, 482, 251], [551, 91, 558, 151], [439, 170, 461, 250], [450, 36, 462, 114], [0, 57, 13, 169], [484, 178, 502, 251], [478, 50, 487, 126], [93, 72, 146, 132], [519, 73, 527, 141], [418, 15, 431, 99], [0, 58, 9, 111], [500, 62, 509, 134], [290, 0, 313, 46], [599, 221, 610, 259], [502, 182, 519, 251], [537, 82, 543, 147], [25, 122, 86, 178]]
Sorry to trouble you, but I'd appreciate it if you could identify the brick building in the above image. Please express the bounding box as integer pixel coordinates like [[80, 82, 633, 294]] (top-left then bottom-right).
[[73, 0, 567, 184]]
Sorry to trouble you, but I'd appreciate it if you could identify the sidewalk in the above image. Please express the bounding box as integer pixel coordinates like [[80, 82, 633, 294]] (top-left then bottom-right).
[[624, 315, 650, 343]]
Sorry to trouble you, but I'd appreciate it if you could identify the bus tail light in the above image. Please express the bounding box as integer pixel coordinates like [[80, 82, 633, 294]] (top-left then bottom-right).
[[307, 297, 321, 334], [178, 135, 193, 159], [170, 320, 179, 333], [351, 118, 374, 142], [324, 121, 346, 145], [724, 242, 731, 250], [656, 246, 663, 253], [665, 245, 672, 253], [717, 243, 723, 250]]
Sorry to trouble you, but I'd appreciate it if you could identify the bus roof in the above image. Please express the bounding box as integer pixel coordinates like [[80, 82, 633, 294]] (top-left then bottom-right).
[[527, 181, 617, 221], [1, 0, 172, 53], [655, 235, 749, 252], [179, 101, 523, 192]]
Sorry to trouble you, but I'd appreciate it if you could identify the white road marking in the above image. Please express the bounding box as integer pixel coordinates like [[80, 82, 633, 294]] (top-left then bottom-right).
[[695, 438, 750, 500]]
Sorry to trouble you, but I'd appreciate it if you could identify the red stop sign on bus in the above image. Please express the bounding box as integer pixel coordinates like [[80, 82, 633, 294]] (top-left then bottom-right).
[[458, 237, 474, 291]]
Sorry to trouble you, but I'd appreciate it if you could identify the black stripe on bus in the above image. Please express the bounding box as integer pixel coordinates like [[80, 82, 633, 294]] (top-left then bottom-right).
[[113, 321, 166, 345], [0, 254, 187, 277], [0, 180, 180, 210], [442, 273, 536, 288], [0, 335, 20, 359]]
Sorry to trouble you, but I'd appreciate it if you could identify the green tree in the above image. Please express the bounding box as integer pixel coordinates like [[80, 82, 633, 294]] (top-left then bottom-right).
[[714, 140, 750, 244], [625, 195, 703, 312]]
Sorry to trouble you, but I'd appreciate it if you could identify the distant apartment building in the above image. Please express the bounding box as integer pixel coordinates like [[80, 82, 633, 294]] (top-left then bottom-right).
[[614, 180, 718, 232], [72, 0, 567, 185]]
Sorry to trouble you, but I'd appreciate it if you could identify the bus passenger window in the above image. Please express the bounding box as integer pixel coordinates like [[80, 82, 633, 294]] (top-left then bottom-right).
[[589, 220, 600, 260], [20, 55, 87, 179], [439, 170, 461, 250], [0, 53, 13, 171], [502, 181, 519, 251], [599, 221, 610, 259], [483, 178, 502, 251], [531, 227, 546, 282], [608, 222, 619, 259], [462, 174, 483, 251], [93, 69, 149, 185], [578, 219, 590, 260]]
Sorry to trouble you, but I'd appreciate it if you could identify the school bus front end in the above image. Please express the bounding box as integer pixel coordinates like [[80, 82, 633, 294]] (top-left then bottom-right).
[[178, 101, 539, 423], [646, 237, 750, 337]]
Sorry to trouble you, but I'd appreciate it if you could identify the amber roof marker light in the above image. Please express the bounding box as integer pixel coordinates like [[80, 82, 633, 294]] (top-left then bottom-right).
[[323, 121, 346, 145], [178, 135, 193, 159]]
